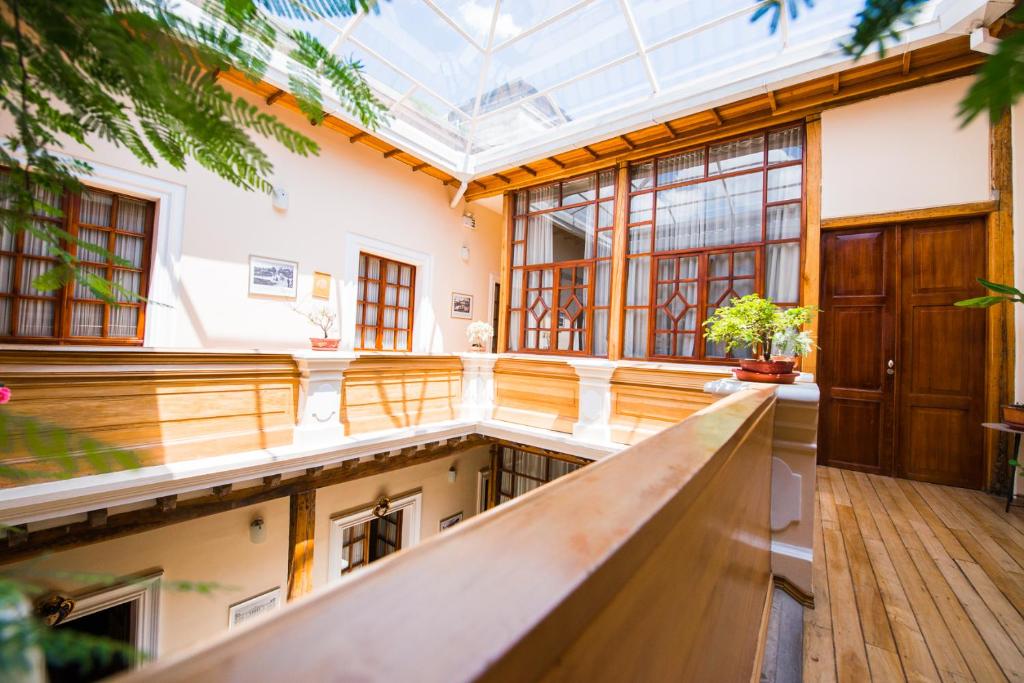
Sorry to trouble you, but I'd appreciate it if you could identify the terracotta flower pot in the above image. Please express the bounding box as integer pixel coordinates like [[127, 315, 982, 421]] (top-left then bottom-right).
[[310, 337, 340, 351], [1003, 404, 1024, 429], [739, 358, 796, 375], [733, 369, 799, 384]]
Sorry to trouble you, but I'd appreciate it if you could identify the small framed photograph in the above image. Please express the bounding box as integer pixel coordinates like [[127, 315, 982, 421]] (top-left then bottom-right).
[[439, 511, 463, 531], [228, 587, 281, 629], [312, 271, 332, 300], [249, 256, 297, 299], [450, 292, 473, 319]]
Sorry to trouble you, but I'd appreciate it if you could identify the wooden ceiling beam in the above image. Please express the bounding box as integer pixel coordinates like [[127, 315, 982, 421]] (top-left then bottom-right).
[[520, 165, 538, 176], [582, 145, 599, 160], [471, 180, 487, 189], [266, 89, 286, 106], [832, 73, 841, 95], [619, 135, 637, 150], [766, 91, 778, 113], [902, 50, 912, 75], [349, 131, 368, 143], [411, 162, 429, 172], [383, 148, 401, 158], [709, 108, 723, 126], [494, 172, 512, 184], [548, 156, 567, 169]]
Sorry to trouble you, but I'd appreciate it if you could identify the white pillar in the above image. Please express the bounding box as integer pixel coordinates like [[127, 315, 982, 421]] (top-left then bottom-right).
[[569, 359, 616, 444], [292, 351, 356, 447], [704, 378, 819, 601], [459, 353, 498, 422]]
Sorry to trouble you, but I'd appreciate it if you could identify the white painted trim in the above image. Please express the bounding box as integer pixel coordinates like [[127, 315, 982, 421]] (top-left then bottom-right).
[[770, 540, 813, 563], [327, 491, 422, 583], [476, 467, 490, 514], [64, 571, 162, 661], [73, 160, 187, 348], [341, 233, 437, 353]]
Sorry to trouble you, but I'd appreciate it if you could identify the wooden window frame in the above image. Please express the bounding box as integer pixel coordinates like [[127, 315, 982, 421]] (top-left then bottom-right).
[[355, 252, 416, 352], [0, 183, 155, 345], [495, 447, 581, 504], [623, 124, 805, 364], [506, 170, 615, 357]]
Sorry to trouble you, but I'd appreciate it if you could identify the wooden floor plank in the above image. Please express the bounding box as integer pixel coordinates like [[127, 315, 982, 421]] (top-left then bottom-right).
[[872, 476, 1011, 682], [969, 491, 1024, 536], [852, 471, 972, 682], [822, 521, 872, 682], [836, 504, 899, 654], [805, 492, 838, 683], [944, 487, 1024, 573]]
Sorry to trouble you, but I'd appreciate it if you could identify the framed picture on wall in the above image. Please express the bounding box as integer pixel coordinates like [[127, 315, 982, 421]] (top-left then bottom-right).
[[312, 271, 332, 300], [249, 256, 298, 299], [228, 587, 281, 629], [439, 511, 463, 531], [451, 292, 473, 319]]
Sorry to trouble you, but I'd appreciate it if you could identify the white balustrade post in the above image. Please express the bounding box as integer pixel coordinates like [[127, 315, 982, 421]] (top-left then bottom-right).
[[704, 377, 820, 600], [569, 359, 616, 443], [292, 351, 356, 447], [459, 353, 498, 422]]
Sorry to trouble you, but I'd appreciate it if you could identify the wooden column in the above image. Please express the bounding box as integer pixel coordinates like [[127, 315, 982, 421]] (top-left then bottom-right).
[[987, 111, 1015, 490], [287, 490, 316, 601], [801, 115, 823, 377], [607, 161, 631, 360], [496, 192, 513, 352]]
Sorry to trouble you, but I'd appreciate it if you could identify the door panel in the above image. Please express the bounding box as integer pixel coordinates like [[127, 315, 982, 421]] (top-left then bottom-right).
[[818, 228, 896, 475], [897, 219, 986, 488]]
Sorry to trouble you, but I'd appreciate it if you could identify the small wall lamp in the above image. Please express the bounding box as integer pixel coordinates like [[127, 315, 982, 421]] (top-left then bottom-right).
[[448, 465, 457, 483], [460, 244, 471, 262], [250, 517, 267, 544]]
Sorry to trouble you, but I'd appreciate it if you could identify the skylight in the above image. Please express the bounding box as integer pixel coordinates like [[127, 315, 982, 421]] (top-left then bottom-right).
[[187, 0, 1001, 182]]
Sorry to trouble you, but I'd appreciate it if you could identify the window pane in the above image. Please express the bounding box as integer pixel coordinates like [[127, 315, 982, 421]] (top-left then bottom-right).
[[626, 257, 650, 306], [595, 261, 611, 306], [77, 228, 109, 262], [20, 258, 53, 296], [768, 127, 803, 164], [593, 308, 608, 357], [629, 192, 653, 224], [71, 302, 104, 336], [514, 218, 525, 241], [708, 134, 763, 175], [527, 206, 593, 264], [657, 149, 704, 186], [74, 265, 105, 299], [0, 299, 10, 335], [515, 190, 528, 215], [598, 201, 613, 228], [529, 183, 558, 211], [630, 161, 653, 191], [80, 191, 112, 227], [655, 173, 762, 251], [115, 235, 145, 269], [767, 243, 801, 303], [767, 166, 802, 203], [628, 225, 650, 254], [18, 299, 54, 337], [562, 175, 596, 204], [0, 256, 12, 292], [624, 309, 648, 359], [109, 306, 139, 337], [767, 204, 801, 240], [599, 170, 615, 198], [117, 198, 149, 233]]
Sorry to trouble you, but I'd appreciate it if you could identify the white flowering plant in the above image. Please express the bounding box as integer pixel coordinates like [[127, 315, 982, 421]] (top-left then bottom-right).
[[466, 320, 494, 348]]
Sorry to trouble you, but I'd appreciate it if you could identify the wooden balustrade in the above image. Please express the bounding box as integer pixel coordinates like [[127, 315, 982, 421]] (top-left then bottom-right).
[[0, 349, 298, 486], [609, 365, 724, 445], [339, 355, 462, 435], [492, 358, 579, 432], [125, 387, 776, 682]]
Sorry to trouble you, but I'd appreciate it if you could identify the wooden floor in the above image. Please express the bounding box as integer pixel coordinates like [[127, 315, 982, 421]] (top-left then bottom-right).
[[804, 466, 1024, 682]]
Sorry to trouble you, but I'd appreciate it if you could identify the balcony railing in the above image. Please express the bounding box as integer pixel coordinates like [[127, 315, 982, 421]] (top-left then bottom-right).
[[122, 387, 778, 682]]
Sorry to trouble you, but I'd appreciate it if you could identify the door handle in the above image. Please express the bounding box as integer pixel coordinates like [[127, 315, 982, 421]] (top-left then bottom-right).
[[886, 360, 895, 376]]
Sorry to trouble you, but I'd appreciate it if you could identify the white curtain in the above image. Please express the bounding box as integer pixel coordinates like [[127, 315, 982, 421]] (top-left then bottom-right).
[[767, 243, 801, 303], [623, 257, 650, 358], [526, 214, 554, 264]]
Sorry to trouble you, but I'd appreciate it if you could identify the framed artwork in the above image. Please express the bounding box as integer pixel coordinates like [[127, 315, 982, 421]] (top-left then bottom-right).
[[312, 271, 332, 300], [228, 588, 281, 629], [439, 511, 463, 531], [249, 256, 297, 299], [450, 292, 473, 319]]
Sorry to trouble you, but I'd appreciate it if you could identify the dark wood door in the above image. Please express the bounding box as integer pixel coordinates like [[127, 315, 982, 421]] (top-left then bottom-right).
[[819, 227, 897, 475], [818, 219, 987, 488], [896, 219, 987, 488]]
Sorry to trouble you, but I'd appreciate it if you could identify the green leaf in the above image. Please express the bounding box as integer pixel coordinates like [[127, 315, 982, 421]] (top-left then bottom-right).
[[953, 296, 1009, 308], [978, 279, 1024, 296]]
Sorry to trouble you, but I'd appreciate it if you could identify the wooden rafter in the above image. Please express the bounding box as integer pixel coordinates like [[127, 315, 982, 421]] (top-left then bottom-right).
[[902, 50, 912, 75], [766, 90, 778, 113], [383, 148, 401, 158], [519, 165, 538, 176], [411, 162, 429, 172], [832, 73, 841, 95], [619, 135, 637, 150], [548, 156, 567, 169], [494, 172, 512, 184], [349, 131, 368, 143], [582, 145, 599, 160], [709, 108, 723, 126], [266, 89, 286, 105], [471, 180, 487, 189]]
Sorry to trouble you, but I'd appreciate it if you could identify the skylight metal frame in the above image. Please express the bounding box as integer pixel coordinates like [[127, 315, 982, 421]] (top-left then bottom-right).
[[189, 0, 1005, 181]]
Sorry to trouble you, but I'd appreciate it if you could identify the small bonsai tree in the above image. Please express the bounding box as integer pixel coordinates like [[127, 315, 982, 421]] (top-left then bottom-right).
[[703, 294, 815, 361], [294, 305, 338, 339]]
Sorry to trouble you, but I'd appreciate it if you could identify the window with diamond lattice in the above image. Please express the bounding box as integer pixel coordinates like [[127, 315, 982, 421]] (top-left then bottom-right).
[[507, 170, 615, 356], [623, 125, 803, 362]]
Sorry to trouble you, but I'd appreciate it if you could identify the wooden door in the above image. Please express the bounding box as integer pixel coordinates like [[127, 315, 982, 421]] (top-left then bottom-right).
[[818, 219, 987, 488], [818, 227, 897, 475], [896, 219, 986, 488]]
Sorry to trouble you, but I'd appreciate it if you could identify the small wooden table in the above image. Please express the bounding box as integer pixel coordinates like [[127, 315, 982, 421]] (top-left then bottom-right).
[[982, 422, 1024, 512]]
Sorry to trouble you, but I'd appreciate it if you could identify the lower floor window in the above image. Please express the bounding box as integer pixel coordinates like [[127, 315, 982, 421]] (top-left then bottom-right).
[[495, 447, 581, 505], [328, 492, 421, 581]]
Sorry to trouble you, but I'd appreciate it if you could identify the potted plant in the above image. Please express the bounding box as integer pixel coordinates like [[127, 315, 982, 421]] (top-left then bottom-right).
[[466, 320, 494, 352], [703, 294, 816, 384], [295, 304, 339, 351]]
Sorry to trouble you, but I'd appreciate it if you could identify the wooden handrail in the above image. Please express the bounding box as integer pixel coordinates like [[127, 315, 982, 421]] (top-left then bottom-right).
[[122, 386, 776, 682]]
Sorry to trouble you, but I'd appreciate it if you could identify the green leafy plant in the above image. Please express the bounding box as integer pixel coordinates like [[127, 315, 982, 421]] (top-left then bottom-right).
[[0, 0, 386, 304], [703, 294, 816, 362], [954, 278, 1024, 308]]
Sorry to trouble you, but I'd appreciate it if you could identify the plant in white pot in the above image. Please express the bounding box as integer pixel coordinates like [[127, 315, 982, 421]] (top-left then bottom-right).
[[295, 304, 339, 351], [466, 320, 494, 352], [703, 294, 816, 384]]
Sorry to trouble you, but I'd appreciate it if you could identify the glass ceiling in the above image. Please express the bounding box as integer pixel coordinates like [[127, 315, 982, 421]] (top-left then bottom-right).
[[182, 0, 995, 180]]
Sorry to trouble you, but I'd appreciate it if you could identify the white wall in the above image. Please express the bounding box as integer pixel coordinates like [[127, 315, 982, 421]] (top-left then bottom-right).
[[313, 446, 491, 586], [821, 77, 990, 219], [2, 85, 503, 353]]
